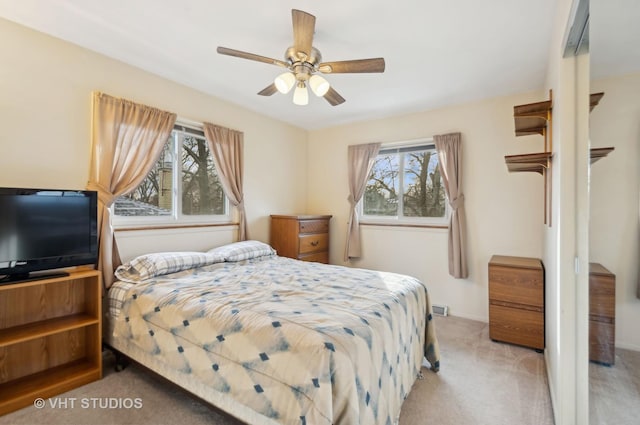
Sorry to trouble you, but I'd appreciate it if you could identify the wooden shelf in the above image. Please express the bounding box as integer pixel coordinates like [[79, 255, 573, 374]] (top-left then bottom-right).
[[0, 269, 102, 415], [514, 100, 553, 137], [589, 92, 614, 166], [507, 91, 554, 225], [590, 92, 604, 112], [505, 152, 553, 174], [0, 360, 100, 415], [0, 314, 98, 347], [590, 147, 615, 164]]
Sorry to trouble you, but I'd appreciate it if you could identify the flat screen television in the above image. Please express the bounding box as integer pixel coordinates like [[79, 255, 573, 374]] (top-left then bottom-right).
[[0, 187, 98, 284]]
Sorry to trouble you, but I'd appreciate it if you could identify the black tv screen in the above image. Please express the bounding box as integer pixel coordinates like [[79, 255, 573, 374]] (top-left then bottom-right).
[[0, 188, 98, 283]]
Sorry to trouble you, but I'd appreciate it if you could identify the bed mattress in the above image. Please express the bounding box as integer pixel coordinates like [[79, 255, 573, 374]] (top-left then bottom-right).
[[105, 254, 439, 425]]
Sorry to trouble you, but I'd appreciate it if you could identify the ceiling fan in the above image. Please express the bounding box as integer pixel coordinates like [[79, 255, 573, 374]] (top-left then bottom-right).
[[217, 9, 385, 106]]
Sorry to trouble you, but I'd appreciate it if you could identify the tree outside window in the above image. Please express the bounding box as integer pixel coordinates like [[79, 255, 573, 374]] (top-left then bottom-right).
[[113, 125, 228, 222], [363, 143, 447, 223]]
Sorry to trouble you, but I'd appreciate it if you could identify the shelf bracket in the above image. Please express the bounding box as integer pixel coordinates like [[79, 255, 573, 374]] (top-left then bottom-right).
[[507, 89, 554, 226]]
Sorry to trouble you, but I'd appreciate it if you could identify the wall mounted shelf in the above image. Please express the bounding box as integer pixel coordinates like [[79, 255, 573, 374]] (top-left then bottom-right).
[[506, 90, 553, 225], [590, 92, 604, 111], [513, 96, 553, 151], [590, 147, 614, 164], [505, 152, 553, 174], [589, 92, 615, 164], [514, 100, 553, 136]]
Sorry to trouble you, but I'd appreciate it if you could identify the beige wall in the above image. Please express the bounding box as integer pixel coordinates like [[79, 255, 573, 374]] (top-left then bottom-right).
[[0, 17, 308, 254], [0, 5, 588, 328], [590, 72, 640, 351], [307, 92, 546, 321], [2, 10, 603, 425], [0, 16, 549, 322]]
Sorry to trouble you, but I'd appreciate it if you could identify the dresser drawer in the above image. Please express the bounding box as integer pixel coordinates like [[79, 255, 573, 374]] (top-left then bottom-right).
[[589, 271, 615, 320], [589, 320, 615, 365], [298, 251, 329, 263], [299, 233, 328, 254], [588, 263, 616, 364], [489, 303, 544, 350], [299, 219, 329, 234], [489, 265, 544, 308]]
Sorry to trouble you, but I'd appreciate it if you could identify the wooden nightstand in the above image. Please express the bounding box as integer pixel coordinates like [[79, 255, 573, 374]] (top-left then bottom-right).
[[488, 255, 545, 351], [589, 263, 616, 365], [270, 215, 332, 264]]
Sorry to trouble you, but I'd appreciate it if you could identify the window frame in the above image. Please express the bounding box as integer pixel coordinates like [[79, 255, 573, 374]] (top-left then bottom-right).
[[112, 121, 231, 229], [358, 138, 450, 227]]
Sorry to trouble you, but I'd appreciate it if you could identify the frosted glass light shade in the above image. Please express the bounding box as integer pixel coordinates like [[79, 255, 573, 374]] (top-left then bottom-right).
[[274, 72, 296, 94], [309, 74, 330, 96], [292, 83, 309, 105]]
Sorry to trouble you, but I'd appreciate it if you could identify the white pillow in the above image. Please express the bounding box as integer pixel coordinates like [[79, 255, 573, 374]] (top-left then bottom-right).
[[207, 240, 276, 262], [115, 251, 224, 283]]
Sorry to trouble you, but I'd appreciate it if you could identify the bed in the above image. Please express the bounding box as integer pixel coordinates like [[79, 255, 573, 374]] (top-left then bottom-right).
[[104, 241, 440, 425]]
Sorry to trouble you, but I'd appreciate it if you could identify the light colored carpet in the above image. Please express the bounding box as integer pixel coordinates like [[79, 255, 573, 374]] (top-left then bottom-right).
[[399, 316, 553, 425], [0, 316, 554, 425], [589, 347, 640, 425]]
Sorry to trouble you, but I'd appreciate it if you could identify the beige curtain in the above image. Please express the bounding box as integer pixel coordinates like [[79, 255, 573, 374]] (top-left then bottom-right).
[[434, 132, 468, 278], [87, 92, 176, 289], [345, 142, 381, 261], [202, 123, 248, 241]]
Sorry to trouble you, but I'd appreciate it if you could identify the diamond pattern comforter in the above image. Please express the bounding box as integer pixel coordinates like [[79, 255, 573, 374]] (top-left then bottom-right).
[[113, 255, 439, 425]]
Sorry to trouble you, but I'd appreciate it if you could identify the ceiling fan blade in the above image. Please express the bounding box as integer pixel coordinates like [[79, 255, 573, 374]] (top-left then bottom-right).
[[292, 9, 316, 60], [318, 58, 386, 74], [323, 87, 346, 106], [257, 83, 278, 96], [217, 46, 289, 68]]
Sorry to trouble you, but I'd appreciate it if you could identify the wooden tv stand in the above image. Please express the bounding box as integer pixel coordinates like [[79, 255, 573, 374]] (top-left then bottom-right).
[[0, 268, 102, 415]]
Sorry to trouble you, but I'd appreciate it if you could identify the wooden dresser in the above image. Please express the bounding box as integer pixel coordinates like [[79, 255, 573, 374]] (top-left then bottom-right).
[[589, 263, 616, 365], [270, 215, 332, 264], [488, 255, 545, 351]]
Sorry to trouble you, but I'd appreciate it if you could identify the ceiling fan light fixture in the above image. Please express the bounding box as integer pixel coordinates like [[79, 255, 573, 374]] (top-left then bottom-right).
[[292, 82, 309, 105], [309, 74, 330, 97], [217, 9, 385, 107], [274, 72, 296, 94]]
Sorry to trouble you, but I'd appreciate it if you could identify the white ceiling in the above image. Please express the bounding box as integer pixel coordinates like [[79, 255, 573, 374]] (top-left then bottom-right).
[[1, 0, 631, 130]]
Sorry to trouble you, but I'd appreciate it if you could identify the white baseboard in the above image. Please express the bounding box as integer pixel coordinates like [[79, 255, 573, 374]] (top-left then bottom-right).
[[544, 350, 559, 425], [444, 311, 488, 323], [615, 341, 640, 352]]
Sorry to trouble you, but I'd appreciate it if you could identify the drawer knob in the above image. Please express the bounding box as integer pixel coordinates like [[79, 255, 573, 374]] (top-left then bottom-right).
[[310, 241, 319, 247]]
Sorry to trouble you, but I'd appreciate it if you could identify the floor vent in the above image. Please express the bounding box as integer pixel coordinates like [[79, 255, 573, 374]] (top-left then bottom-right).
[[432, 304, 449, 316]]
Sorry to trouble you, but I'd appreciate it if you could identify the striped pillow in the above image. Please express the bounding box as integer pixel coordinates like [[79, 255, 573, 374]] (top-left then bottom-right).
[[207, 240, 276, 262], [115, 251, 224, 283]]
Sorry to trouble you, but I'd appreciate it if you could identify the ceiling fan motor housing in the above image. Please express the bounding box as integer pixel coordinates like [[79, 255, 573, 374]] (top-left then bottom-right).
[[286, 46, 321, 81]]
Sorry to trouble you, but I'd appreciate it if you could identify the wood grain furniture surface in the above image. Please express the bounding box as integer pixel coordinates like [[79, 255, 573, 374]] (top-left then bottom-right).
[[0, 269, 102, 415], [270, 214, 332, 264], [506, 92, 554, 226], [488, 255, 545, 351], [589, 263, 616, 365]]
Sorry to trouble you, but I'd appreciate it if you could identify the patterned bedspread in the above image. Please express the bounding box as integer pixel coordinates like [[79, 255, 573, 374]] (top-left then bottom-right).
[[113, 255, 439, 425]]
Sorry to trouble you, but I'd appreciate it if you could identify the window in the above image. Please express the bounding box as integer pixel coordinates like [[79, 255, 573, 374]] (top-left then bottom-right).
[[361, 140, 448, 225], [113, 123, 229, 226]]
